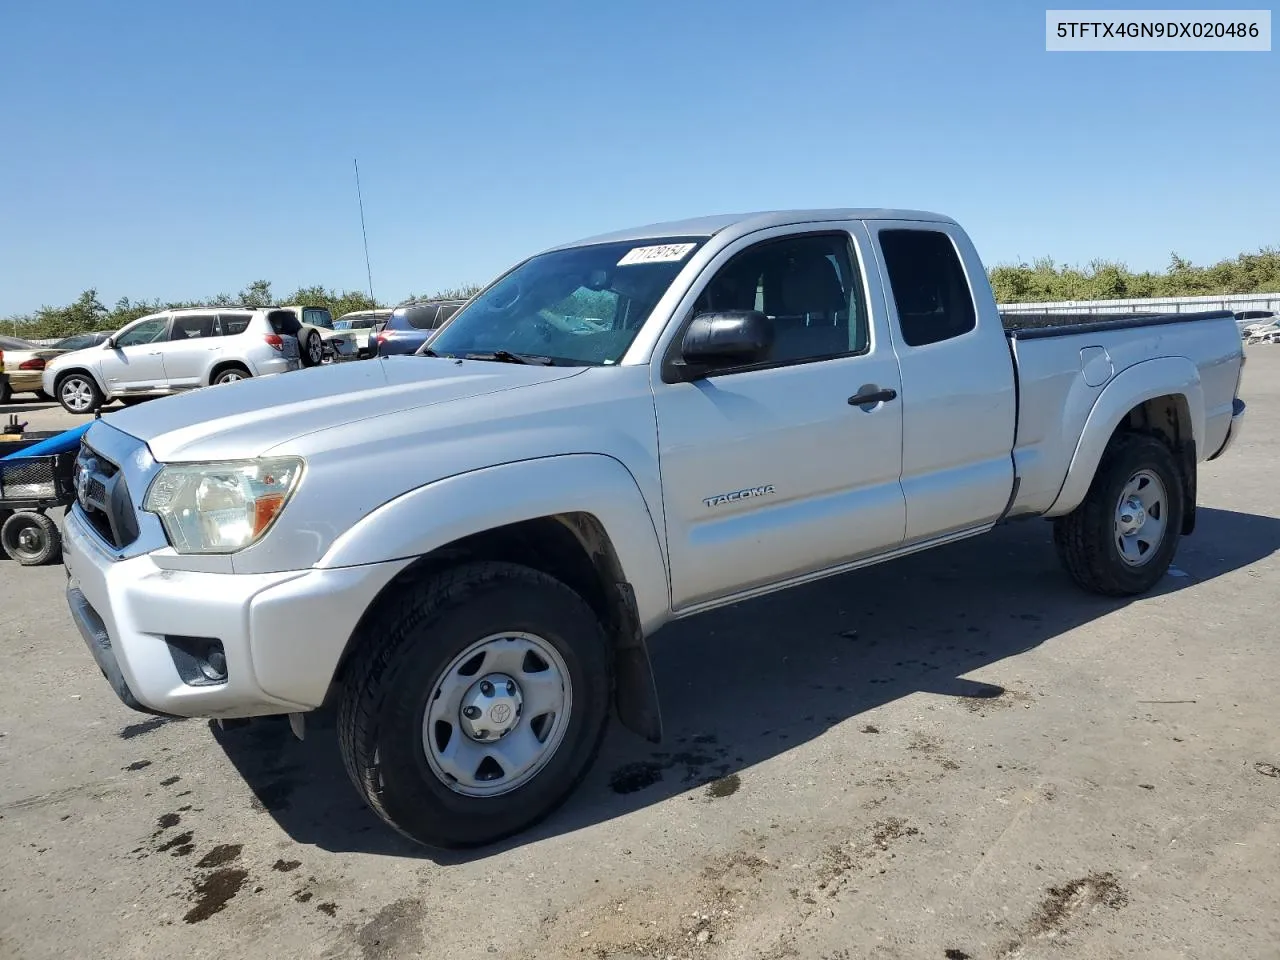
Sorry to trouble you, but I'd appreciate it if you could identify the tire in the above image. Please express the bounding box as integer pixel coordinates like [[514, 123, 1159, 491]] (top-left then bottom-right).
[[118, 396, 150, 406], [212, 366, 251, 386], [35, 390, 52, 402], [56, 372, 104, 415], [0, 381, 11, 404], [1, 511, 62, 566], [1053, 433, 1185, 596], [301, 331, 324, 367], [337, 561, 612, 849]]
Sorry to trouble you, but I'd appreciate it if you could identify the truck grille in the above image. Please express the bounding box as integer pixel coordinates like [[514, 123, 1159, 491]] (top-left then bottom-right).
[[74, 442, 141, 550]]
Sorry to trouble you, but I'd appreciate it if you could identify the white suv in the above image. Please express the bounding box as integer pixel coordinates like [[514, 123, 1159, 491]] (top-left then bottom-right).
[[43, 308, 303, 414]]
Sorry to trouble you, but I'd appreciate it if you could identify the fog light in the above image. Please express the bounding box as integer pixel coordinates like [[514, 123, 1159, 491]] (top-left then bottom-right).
[[165, 636, 228, 686], [200, 649, 228, 682]]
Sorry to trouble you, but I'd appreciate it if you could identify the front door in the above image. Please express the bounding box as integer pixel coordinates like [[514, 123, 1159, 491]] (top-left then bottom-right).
[[652, 227, 907, 610], [98, 315, 171, 393]]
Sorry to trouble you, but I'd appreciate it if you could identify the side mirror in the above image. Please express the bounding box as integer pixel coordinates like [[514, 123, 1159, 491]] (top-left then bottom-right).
[[676, 310, 773, 377], [104, 337, 117, 349]]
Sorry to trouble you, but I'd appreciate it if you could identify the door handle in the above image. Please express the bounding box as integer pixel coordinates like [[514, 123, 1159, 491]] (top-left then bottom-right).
[[848, 387, 898, 406]]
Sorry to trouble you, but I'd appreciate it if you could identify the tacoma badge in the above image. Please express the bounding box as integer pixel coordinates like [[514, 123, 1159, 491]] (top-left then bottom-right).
[[703, 484, 775, 508]]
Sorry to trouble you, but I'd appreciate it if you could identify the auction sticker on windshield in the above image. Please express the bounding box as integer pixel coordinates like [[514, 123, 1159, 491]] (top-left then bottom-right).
[[617, 242, 697, 266]]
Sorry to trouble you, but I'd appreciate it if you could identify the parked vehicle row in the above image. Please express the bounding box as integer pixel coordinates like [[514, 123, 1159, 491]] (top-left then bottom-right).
[[59, 207, 1246, 850], [42, 308, 303, 413], [21, 298, 465, 414]]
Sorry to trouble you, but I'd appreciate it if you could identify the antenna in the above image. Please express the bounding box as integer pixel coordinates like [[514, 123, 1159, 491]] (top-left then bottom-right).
[[354, 158, 375, 303]]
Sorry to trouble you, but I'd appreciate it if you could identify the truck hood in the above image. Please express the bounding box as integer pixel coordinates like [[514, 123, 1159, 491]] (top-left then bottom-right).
[[102, 358, 587, 462]]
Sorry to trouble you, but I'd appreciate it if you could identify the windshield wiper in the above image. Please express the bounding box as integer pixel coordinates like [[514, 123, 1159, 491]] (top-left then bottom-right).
[[462, 350, 554, 366]]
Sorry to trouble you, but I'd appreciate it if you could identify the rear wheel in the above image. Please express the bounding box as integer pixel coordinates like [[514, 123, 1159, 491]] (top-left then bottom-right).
[[56, 373, 103, 414], [212, 366, 251, 385], [337, 561, 612, 849], [1053, 434, 1184, 596], [1, 511, 62, 566], [0, 381, 11, 404]]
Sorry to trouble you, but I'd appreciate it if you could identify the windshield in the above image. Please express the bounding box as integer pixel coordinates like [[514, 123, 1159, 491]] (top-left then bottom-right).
[[425, 237, 706, 365]]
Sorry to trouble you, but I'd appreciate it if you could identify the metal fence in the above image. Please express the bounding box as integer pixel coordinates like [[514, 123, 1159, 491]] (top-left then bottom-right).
[[998, 292, 1280, 316]]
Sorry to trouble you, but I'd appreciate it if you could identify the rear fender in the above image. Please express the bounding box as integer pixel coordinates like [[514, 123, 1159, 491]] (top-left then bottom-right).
[[1045, 357, 1203, 518]]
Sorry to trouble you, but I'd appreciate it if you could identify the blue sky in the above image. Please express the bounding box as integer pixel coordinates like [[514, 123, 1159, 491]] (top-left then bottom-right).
[[1, 0, 1276, 315]]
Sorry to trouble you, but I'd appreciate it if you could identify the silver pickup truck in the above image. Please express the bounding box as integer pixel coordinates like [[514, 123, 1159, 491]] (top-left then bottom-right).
[[61, 208, 1246, 849]]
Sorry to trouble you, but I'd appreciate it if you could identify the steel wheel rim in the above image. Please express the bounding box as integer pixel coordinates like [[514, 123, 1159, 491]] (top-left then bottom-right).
[[422, 631, 572, 798], [10, 520, 43, 561], [61, 379, 93, 412], [307, 336, 323, 364], [1114, 468, 1168, 567]]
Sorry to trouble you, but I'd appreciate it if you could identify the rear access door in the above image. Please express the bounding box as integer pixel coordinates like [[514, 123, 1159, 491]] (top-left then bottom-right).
[[867, 221, 1017, 543]]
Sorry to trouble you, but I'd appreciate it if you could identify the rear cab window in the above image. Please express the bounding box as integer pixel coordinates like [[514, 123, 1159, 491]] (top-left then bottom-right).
[[878, 229, 977, 347]]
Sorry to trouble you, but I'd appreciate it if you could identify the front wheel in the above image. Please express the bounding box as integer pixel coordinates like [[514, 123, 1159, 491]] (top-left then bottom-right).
[[56, 373, 104, 415], [337, 561, 612, 849], [1053, 433, 1185, 596]]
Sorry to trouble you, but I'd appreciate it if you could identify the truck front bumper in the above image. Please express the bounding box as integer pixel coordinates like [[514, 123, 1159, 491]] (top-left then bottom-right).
[[63, 507, 409, 719]]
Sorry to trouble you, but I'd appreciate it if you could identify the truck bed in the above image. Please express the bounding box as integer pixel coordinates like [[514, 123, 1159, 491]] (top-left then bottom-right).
[[1001, 308, 1243, 521], [1001, 309, 1235, 338]]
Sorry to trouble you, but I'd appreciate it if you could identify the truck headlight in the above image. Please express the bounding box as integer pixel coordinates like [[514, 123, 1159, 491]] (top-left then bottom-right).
[[142, 458, 304, 554]]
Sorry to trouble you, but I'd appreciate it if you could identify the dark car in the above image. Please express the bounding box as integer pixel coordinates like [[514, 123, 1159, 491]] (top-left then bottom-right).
[[52, 332, 113, 352], [370, 298, 466, 356]]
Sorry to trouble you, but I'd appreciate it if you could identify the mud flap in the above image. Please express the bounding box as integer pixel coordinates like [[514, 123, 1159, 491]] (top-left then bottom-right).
[[613, 582, 663, 743]]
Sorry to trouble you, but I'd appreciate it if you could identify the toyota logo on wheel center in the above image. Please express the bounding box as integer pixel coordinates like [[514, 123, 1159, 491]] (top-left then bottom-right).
[[489, 703, 512, 725]]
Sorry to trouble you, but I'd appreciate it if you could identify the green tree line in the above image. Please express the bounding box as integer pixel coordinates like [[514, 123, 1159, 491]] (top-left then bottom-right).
[[3, 280, 484, 341], [989, 247, 1280, 303]]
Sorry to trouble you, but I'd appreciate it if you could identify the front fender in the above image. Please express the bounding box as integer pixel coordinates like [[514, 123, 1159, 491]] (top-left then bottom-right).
[[318, 454, 671, 634], [1046, 356, 1204, 518]]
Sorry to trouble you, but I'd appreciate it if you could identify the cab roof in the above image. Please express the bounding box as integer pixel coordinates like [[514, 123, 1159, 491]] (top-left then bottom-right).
[[544, 208, 957, 252]]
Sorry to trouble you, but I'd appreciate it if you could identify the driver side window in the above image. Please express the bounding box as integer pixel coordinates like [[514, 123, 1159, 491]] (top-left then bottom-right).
[[693, 232, 869, 366], [115, 316, 170, 348]]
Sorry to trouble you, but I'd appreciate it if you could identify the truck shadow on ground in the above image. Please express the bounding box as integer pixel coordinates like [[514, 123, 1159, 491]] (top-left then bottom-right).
[[208, 505, 1279, 861]]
